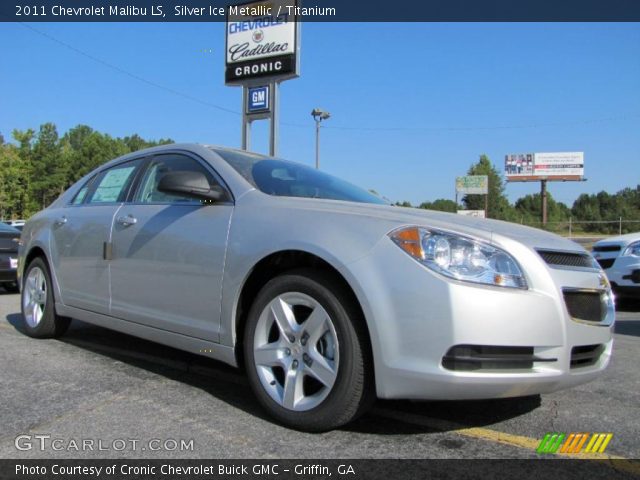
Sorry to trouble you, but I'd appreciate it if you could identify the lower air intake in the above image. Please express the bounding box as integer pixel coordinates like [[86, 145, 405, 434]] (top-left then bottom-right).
[[442, 345, 556, 372], [571, 344, 604, 369]]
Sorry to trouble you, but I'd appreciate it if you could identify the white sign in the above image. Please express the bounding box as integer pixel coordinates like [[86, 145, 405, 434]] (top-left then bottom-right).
[[225, 0, 299, 84], [456, 175, 488, 195], [505, 152, 584, 180], [533, 152, 584, 177], [457, 210, 486, 218]]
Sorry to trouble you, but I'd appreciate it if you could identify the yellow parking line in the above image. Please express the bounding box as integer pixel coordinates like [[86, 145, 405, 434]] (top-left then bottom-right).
[[373, 408, 640, 476]]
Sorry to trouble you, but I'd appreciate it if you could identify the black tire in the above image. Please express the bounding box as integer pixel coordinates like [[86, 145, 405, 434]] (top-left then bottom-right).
[[3, 282, 19, 294], [244, 269, 374, 432], [21, 257, 71, 338]]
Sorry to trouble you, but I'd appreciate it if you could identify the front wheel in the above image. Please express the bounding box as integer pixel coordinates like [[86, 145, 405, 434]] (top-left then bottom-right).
[[244, 270, 373, 432], [21, 257, 71, 338]]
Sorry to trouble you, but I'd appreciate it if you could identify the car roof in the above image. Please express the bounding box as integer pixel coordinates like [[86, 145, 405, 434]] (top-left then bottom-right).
[[97, 143, 272, 170]]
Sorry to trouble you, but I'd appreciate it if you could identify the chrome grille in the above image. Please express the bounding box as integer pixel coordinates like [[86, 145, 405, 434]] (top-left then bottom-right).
[[537, 250, 594, 269]]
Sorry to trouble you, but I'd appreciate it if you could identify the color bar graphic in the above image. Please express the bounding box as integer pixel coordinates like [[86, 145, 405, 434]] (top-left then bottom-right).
[[537, 432, 613, 454]]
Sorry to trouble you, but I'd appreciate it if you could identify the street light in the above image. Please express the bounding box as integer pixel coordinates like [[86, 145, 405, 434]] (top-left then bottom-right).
[[311, 108, 330, 169]]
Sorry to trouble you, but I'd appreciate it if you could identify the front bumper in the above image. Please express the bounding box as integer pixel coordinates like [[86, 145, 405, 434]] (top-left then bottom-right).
[[348, 238, 614, 400], [0, 253, 18, 283], [606, 256, 640, 299], [0, 270, 18, 283]]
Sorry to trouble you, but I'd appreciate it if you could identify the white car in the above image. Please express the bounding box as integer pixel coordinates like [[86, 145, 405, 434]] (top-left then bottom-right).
[[592, 232, 640, 301], [17, 144, 615, 431]]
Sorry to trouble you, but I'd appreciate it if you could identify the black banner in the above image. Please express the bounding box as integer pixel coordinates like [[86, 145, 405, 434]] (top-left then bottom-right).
[[3, 0, 640, 22], [2, 459, 639, 480], [225, 55, 297, 84]]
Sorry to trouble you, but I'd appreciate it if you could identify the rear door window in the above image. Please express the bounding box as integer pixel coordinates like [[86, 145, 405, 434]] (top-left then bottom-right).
[[86, 161, 140, 204]]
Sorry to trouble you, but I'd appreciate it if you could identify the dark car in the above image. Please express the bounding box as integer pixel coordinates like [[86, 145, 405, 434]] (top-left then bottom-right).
[[0, 223, 21, 293]]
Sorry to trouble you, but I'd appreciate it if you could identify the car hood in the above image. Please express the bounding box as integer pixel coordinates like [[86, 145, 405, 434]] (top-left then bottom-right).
[[264, 196, 585, 253], [593, 232, 640, 247]]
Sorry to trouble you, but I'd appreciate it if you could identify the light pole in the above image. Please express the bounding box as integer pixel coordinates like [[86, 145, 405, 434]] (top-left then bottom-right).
[[311, 108, 330, 169]]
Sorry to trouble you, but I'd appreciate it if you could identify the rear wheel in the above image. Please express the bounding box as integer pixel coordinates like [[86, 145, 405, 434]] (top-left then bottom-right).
[[21, 257, 71, 338], [244, 270, 373, 431]]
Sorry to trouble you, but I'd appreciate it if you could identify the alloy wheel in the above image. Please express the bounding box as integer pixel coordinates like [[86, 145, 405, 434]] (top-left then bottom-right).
[[253, 292, 340, 411], [23, 266, 47, 328]]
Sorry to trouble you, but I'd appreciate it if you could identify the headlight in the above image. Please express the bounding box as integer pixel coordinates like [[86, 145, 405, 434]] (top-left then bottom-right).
[[389, 226, 527, 289], [622, 240, 640, 257]]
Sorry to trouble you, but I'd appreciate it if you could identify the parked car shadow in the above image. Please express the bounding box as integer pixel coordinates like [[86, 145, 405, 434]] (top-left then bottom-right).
[[614, 320, 640, 338], [616, 298, 640, 313], [5, 313, 541, 435]]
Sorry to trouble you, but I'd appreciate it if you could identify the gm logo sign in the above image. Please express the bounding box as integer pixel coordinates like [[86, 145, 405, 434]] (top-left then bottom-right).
[[247, 85, 270, 113]]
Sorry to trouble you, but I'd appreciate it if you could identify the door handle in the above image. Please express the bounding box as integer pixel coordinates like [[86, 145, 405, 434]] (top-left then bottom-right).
[[54, 216, 67, 226], [116, 214, 137, 227]]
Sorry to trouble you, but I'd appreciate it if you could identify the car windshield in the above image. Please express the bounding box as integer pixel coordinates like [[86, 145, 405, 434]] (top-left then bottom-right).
[[213, 148, 388, 205]]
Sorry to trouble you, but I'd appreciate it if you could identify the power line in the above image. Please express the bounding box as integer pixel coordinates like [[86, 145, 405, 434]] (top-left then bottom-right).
[[322, 113, 640, 132], [18, 23, 640, 133], [19, 22, 240, 116]]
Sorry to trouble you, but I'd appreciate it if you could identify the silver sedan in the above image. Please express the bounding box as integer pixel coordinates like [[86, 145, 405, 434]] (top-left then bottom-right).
[[18, 144, 614, 431]]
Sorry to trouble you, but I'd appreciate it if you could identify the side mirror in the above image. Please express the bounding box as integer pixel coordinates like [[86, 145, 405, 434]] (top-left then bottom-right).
[[157, 171, 224, 201]]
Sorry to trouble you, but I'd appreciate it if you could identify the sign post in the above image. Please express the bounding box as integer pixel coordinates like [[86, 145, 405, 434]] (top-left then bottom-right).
[[225, 0, 300, 155], [268, 81, 279, 156], [505, 152, 585, 226]]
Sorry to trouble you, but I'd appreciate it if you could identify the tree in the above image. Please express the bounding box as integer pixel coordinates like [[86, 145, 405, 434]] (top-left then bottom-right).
[[7, 129, 35, 217], [0, 123, 174, 219], [419, 199, 457, 213], [123, 133, 172, 152], [29, 123, 67, 211], [0, 143, 29, 219], [571, 187, 640, 234], [515, 191, 570, 228], [462, 154, 515, 220]]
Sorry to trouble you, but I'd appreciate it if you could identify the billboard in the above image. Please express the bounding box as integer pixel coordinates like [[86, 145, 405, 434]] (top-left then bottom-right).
[[455, 175, 488, 195], [225, 0, 300, 85], [505, 152, 584, 181]]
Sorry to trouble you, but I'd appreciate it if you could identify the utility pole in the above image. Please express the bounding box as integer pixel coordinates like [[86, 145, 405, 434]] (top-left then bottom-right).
[[311, 108, 330, 169]]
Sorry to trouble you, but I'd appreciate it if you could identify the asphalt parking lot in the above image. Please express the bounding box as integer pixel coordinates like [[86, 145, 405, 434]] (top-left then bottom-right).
[[0, 289, 638, 464]]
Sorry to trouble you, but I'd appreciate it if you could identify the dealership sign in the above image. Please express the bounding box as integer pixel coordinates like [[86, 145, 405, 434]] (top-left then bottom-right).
[[225, 0, 299, 85], [505, 152, 584, 181], [455, 175, 488, 195]]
